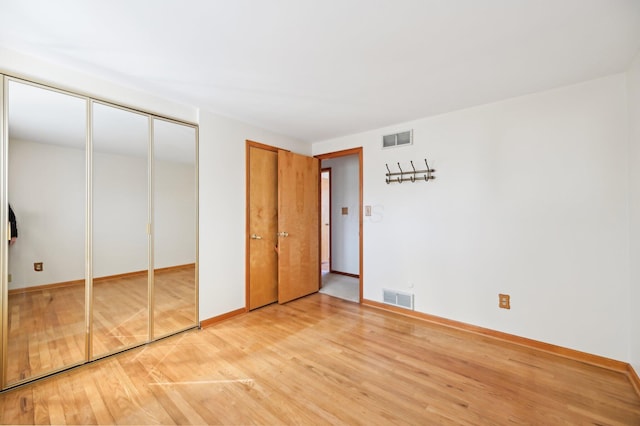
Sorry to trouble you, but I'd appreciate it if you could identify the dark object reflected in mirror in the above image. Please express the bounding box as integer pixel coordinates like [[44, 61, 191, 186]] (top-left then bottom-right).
[[8, 204, 17, 245]]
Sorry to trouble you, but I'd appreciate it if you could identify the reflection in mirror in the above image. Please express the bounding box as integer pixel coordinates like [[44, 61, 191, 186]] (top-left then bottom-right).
[[92, 102, 149, 357], [6, 80, 86, 385], [153, 119, 197, 337]]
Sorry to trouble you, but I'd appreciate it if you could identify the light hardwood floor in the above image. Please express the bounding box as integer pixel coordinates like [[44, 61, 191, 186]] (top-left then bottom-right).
[[1, 293, 639, 424], [6, 266, 196, 386]]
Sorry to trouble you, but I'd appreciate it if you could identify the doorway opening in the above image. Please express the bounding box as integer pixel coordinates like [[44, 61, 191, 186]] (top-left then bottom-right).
[[315, 148, 363, 303], [321, 168, 331, 274]]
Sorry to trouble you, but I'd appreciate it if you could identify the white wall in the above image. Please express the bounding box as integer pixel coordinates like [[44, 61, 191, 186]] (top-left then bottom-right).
[[197, 111, 309, 321], [628, 52, 640, 373], [313, 74, 631, 361], [321, 155, 359, 275], [8, 139, 85, 288]]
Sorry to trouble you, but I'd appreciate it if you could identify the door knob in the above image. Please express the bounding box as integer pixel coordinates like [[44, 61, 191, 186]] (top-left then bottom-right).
[[251, 233, 263, 240], [277, 231, 289, 237]]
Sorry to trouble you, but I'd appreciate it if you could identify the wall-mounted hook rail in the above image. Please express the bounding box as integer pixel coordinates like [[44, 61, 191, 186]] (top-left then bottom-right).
[[385, 158, 436, 184]]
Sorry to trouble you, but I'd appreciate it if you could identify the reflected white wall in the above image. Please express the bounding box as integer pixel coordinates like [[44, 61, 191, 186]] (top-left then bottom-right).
[[8, 139, 84, 288], [154, 158, 196, 268], [8, 139, 197, 286]]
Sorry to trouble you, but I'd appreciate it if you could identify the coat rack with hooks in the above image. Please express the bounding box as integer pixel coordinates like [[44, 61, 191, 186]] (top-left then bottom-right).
[[385, 159, 436, 184]]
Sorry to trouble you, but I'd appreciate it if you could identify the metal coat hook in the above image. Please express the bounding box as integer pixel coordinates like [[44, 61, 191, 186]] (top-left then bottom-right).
[[385, 158, 436, 184], [385, 164, 392, 184], [425, 158, 433, 181]]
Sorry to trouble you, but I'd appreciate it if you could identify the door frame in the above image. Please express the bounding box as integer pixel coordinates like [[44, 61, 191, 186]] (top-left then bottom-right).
[[315, 147, 363, 303]]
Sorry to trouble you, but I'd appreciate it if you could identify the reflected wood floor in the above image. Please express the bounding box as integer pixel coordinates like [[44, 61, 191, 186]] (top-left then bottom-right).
[[6, 266, 195, 386], [1, 293, 639, 425]]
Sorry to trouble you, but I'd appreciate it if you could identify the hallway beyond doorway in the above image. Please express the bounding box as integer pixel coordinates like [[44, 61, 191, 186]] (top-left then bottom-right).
[[320, 272, 359, 303]]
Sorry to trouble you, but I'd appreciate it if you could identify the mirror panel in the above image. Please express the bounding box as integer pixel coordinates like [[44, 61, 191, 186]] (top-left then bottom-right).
[[6, 80, 87, 385], [153, 119, 197, 337], [92, 102, 149, 357]]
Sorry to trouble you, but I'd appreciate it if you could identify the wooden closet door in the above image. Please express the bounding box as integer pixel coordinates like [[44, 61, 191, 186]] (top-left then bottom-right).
[[247, 146, 278, 309], [277, 150, 319, 303]]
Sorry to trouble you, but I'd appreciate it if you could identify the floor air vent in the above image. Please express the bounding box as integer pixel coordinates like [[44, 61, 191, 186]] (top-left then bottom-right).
[[383, 289, 414, 310]]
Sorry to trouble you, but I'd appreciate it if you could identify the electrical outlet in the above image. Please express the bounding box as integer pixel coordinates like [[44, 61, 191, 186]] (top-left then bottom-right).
[[34, 262, 43, 272], [499, 294, 510, 309], [365, 205, 372, 216]]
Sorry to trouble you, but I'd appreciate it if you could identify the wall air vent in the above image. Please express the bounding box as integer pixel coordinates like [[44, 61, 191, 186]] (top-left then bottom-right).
[[383, 289, 414, 310], [382, 130, 413, 149]]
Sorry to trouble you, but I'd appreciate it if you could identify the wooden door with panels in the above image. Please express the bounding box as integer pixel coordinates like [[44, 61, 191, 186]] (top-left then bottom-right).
[[246, 141, 319, 309], [277, 150, 320, 303], [247, 144, 279, 309]]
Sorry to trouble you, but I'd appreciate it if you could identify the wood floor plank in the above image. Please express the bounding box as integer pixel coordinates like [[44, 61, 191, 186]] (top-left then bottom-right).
[[1, 293, 639, 424], [82, 378, 115, 425], [0, 388, 33, 425]]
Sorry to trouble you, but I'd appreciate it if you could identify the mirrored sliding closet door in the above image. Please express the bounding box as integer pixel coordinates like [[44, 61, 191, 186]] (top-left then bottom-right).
[[5, 79, 87, 385], [91, 102, 151, 358], [152, 119, 198, 338], [1, 75, 199, 389]]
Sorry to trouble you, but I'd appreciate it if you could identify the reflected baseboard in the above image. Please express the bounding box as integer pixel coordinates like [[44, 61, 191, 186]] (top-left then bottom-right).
[[7, 263, 196, 295], [154, 263, 195, 274], [8, 278, 85, 295]]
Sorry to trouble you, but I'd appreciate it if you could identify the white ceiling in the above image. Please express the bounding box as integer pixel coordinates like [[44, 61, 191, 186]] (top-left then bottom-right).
[[1, 0, 639, 143]]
